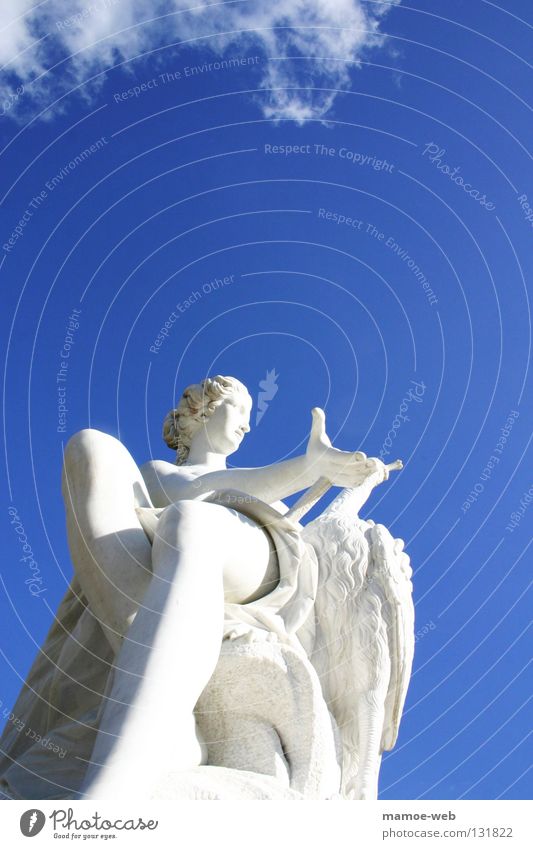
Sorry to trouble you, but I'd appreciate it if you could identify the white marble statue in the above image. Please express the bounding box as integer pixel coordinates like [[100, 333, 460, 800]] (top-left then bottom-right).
[[0, 375, 414, 801]]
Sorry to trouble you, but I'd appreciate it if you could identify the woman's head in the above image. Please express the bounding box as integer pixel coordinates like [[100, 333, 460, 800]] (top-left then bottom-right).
[[163, 375, 252, 464]]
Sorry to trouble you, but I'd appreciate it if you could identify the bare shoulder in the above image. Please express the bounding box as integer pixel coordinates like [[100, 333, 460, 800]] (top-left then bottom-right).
[[140, 459, 196, 507], [141, 458, 193, 476]]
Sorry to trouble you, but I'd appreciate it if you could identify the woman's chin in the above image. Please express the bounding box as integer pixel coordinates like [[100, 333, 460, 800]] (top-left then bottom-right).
[[226, 440, 242, 456]]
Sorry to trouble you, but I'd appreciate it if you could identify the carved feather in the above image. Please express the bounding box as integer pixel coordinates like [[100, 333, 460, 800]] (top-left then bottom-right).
[[299, 486, 414, 798]]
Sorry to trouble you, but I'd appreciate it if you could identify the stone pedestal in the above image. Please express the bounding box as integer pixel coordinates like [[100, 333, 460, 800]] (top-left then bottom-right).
[[195, 638, 342, 799]]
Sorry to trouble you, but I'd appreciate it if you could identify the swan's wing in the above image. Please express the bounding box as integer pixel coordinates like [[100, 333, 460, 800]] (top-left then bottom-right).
[[300, 512, 372, 790], [366, 524, 415, 751]]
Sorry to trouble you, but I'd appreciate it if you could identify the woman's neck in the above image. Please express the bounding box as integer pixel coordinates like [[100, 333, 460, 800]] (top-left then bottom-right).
[[183, 447, 227, 470]]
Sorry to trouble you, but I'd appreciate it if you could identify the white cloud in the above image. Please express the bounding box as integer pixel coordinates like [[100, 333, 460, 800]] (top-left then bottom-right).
[[0, 1, 44, 78], [0, 0, 400, 122]]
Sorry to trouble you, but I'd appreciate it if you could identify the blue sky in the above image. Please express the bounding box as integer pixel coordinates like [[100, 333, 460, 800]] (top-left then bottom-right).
[[0, 0, 531, 800]]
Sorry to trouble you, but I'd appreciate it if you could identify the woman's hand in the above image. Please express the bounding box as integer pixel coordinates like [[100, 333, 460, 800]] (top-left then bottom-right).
[[305, 407, 390, 488]]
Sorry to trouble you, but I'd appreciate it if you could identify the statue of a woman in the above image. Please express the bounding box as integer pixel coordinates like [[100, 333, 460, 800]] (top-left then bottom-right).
[[0, 375, 411, 801], [68, 375, 390, 798]]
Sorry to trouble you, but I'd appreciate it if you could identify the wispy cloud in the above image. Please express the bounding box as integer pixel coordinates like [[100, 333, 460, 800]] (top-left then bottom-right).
[[0, 0, 400, 123]]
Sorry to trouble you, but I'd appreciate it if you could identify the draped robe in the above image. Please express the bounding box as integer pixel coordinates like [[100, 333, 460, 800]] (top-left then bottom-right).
[[0, 490, 318, 800]]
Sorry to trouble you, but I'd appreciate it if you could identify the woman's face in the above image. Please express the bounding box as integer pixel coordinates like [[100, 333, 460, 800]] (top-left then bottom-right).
[[201, 392, 252, 456]]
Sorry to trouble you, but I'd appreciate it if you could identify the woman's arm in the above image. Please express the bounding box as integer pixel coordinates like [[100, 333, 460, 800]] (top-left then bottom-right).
[[142, 408, 383, 507], [141, 455, 315, 507], [188, 454, 316, 503]]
